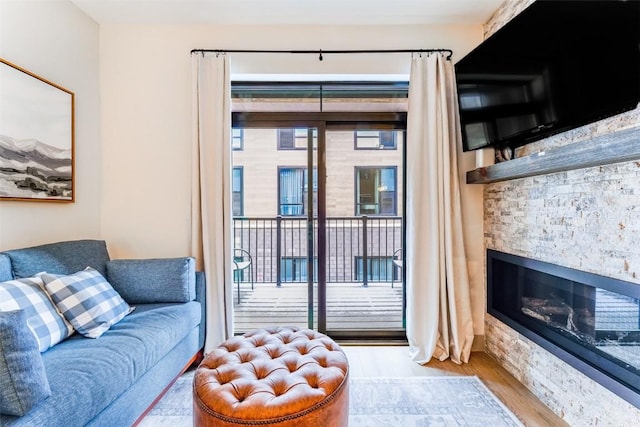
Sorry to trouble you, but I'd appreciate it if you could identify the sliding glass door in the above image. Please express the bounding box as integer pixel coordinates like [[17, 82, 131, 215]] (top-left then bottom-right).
[[231, 122, 320, 331], [232, 112, 405, 341]]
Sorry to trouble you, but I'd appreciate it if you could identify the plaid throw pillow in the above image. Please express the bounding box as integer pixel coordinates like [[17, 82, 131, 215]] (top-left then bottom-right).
[[0, 277, 74, 352], [41, 267, 133, 339]]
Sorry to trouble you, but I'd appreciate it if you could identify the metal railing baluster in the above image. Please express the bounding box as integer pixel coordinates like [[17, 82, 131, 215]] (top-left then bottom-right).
[[233, 216, 401, 286], [276, 216, 282, 287]]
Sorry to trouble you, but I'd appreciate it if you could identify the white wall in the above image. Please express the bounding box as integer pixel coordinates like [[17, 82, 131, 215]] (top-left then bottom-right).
[[0, 7, 487, 336], [0, 1, 101, 250], [98, 23, 487, 336]]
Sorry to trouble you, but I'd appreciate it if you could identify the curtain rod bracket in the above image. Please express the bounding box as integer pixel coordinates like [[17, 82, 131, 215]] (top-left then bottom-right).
[[319, 50, 323, 61]]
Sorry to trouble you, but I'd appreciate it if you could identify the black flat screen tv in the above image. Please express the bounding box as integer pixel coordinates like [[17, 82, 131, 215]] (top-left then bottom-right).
[[455, 0, 640, 152]]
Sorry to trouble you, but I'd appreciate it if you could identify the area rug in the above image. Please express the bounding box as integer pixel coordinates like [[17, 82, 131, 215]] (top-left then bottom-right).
[[349, 376, 524, 427], [139, 372, 524, 427]]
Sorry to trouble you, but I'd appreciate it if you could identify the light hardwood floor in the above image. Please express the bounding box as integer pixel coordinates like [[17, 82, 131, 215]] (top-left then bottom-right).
[[341, 346, 569, 427]]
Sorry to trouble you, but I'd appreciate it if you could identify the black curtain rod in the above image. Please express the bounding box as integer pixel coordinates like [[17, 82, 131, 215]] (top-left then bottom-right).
[[190, 48, 453, 60]]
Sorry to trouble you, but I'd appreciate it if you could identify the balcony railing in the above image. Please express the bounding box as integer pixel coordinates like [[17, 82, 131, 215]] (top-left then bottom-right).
[[233, 216, 403, 287]]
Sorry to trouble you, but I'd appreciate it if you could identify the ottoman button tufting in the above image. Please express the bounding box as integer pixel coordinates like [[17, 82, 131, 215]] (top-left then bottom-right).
[[193, 326, 349, 427]]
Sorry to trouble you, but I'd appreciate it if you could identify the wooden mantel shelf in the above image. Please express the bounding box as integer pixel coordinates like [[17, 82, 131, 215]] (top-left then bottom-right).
[[466, 127, 640, 184]]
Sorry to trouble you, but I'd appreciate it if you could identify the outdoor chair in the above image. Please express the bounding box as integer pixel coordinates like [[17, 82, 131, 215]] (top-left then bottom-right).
[[391, 248, 403, 288], [233, 248, 253, 304]]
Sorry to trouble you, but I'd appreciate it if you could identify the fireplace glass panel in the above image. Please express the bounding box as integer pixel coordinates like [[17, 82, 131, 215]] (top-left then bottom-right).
[[488, 250, 640, 403]]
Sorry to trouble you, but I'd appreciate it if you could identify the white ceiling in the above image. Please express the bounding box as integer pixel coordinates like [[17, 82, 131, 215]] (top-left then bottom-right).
[[70, 0, 504, 25]]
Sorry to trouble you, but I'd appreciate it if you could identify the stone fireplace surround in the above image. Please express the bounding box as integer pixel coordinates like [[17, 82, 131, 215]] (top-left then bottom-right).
[[481, 1, 640, 425], [482, 120, 640, 426], [481, 111, 640, 426]]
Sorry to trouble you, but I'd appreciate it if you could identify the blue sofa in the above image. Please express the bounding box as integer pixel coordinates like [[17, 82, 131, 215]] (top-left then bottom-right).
[[0, 240, 205, 426]]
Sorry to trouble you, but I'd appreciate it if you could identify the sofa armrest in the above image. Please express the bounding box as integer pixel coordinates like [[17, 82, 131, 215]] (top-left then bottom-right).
[[106, 257, 196, 304], [195, 271, 206, 350]]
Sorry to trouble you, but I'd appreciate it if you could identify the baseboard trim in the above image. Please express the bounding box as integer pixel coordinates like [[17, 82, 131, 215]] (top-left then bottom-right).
[[472, 335, 485, 352]]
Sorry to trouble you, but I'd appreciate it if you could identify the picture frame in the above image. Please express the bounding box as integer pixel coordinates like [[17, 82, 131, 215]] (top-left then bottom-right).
[[0, 58, 74, 202]]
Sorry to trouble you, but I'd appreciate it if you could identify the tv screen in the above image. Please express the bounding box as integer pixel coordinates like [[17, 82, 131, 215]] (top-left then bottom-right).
[[455, 0, 640, 152]]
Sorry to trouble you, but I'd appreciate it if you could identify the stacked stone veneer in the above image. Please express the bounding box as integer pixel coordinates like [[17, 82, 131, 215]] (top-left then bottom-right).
[[482, 1, 640, 425], [485, 152, 640, 282]]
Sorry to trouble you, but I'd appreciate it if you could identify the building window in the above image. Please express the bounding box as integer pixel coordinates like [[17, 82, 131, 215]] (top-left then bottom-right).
[[355, 130, 397, 149], [232, 167, 243, 216], [281, 257, 318, 282], [355, 167, 397, 216], [355, 256, 395, 282], [278, 128, 313, 150], [232, 128, 244, 150], [278, 167, 317, 216]]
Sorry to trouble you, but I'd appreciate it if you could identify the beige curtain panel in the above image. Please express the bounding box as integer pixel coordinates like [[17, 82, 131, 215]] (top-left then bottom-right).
[[406, 53, 474, 364], [191, 53, 234, 353]]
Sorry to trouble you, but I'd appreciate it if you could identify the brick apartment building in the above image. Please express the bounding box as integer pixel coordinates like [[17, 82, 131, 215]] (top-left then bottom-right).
[[232, 126, 404, 285]]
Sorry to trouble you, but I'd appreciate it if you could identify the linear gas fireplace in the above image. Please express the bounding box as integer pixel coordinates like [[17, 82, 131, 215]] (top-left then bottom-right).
[[487, 249, 640, 408]]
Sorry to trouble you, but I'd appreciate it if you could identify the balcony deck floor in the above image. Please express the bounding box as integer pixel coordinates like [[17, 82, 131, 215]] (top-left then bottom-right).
[[233, 281, 404, 333]]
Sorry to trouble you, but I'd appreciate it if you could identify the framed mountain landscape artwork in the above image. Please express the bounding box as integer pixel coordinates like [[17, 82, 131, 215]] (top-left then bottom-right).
[[0, 58, 74, 202]]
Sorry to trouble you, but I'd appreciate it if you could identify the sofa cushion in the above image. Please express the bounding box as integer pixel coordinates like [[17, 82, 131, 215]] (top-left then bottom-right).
[[0, 254, 12, 282], [41, 268, 132, 339], [0, 310, 51, 416], [0, 277, 74, 352], [106, 257, 196, 303], [3, 240, 110, 279]]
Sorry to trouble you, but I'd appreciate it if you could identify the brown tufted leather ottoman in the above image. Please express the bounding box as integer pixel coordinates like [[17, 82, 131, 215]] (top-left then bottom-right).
[[193, 326, 349, 427]]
